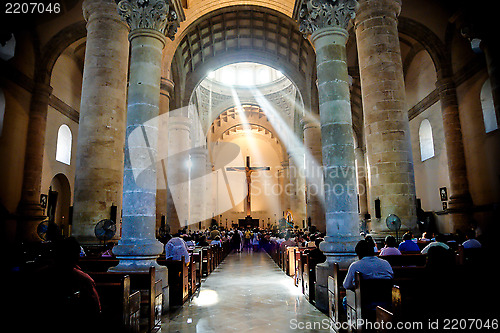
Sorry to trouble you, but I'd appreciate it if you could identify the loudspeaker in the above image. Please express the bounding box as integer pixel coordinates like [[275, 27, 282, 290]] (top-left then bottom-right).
[[374, 199, 381, 218], [110, 204, 118, 222]]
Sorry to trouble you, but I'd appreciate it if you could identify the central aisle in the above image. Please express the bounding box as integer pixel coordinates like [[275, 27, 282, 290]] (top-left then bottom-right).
[[160, 250, 329, 332]]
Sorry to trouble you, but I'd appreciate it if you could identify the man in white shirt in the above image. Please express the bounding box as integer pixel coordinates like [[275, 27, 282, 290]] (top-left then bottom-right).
[[165, 237, 190, 264], [343, 239, 393, 290], [420, 234, 450, 254]]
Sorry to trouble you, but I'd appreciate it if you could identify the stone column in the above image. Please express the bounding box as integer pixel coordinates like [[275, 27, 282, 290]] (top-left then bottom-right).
[[436, 76, 472, 231], [295, 0, 360, 312], [17, 81, 53, 242], [72, 0, 130, 244], [355, 147, 369, 223], [166, 116, 191, 232], [302, 117, 325, 232], [279, 160, 291, 221], [355, 0, 417, 236], [190, 147, 208, 226], [156, 77, 174, 231], [111, 0, 183, 272], [289, 151, 306, 226]]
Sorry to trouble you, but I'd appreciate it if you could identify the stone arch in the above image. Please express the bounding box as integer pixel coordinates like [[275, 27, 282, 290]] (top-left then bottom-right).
[[170, 5, 317, 112], [398, 17, 448, 77], [49, 173, 72, 237], [37, 21, 87, 84]]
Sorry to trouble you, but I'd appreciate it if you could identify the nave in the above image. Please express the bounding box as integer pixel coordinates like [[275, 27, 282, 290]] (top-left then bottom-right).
[[161, 250, 327, 333]]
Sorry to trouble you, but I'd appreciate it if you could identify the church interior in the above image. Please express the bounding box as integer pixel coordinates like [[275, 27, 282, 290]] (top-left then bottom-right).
[[1, 0, 499, 331]]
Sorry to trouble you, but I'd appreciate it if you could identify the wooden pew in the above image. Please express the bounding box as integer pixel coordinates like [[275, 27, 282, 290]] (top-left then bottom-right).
[[302, 252, 318, 303], [158, 257, 189, 307], [78, 256, 118, 272], [327, 263, 348, 332], [86, 267, 162, 332], [190, 252, 200, 295], [87, 273, 141, 332], [202, 247, 212, 277], [345, 272, 394, 333], [378, 253, 426, 267]]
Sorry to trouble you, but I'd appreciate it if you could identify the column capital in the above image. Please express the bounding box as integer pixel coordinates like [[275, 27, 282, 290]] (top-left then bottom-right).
[[293, 0, 359, 36], [117, 0, 185, 40]]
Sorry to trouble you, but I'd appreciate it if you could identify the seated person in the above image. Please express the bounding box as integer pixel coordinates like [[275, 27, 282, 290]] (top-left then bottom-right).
[[165, 237, 190, 264], [183, 235, 196, 249], [421, 233, 449, 254], [365, 235, 378, 253], [211, 236, 222, 247], [462, 229, 482, 249], [379, 235, 402, 256], [307, 238, 326, 264], [197, 235, 210, 247], [398, 232, 420, 252], [343, 239, 393, 290]]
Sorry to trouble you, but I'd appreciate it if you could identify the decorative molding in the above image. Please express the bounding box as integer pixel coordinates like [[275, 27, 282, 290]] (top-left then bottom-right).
[[48, 94, 80, 123], [293, 0, 359, 36], [117, 0, 183, 40]]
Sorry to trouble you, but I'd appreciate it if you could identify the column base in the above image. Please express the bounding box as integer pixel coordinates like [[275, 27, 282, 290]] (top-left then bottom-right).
[[16, 201, 47, 242], [315, 253, 357, 313]]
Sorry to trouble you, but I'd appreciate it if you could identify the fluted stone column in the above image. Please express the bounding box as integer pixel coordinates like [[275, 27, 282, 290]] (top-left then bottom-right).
[[355, 0, 417, 236], [302, 117, 325, 232], [436, 76, 472, 231], [17, 82, 53, 242], [111, 0, 183, 272], [295, 0, 360, 312], [72, 0, 130, 244], [166, 116, 191, 232]]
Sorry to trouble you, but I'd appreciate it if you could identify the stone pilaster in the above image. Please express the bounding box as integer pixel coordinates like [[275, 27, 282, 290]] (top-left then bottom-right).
[[294, 0, 360, 312], [17, 82, 53, 242], [355, 147, 369, 222], [72, 0, 130, 244], [166, 116, 191, 232], [190, 147, 208, 226], [156, 77, 174, 232], [111, 0, 184, 272], [288, 150, 306, 226], [436, 76, 473, 231], [355, 0, 417, 236], [302, 117, 325, 232]]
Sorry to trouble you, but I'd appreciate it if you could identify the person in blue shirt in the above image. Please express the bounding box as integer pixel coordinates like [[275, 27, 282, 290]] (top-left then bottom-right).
[[398, 232, 420, 252]]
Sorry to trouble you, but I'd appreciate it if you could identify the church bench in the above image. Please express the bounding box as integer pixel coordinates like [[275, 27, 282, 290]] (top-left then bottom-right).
[[302, 251, 319, 303], [87, 273, 141, 332], [327, 263, 348, 332], [87, 267, 162, 332], [345, 272, 394, 333], [190, 252, 201, 295], [158, 257, 189, 307], [78, 257, 119, 272], [378, 253, 426, 267], [201, 247, 213, 277]]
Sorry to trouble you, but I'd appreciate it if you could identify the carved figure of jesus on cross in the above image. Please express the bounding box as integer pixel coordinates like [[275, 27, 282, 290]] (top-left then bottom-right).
[[226, 156, 271, 217]]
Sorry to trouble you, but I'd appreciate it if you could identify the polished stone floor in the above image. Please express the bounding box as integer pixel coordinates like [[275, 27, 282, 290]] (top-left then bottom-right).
[[159, 250, 329, 332]]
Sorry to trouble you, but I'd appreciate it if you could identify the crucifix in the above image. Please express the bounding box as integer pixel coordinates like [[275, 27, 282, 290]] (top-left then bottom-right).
[[226, 156, 271, 217]]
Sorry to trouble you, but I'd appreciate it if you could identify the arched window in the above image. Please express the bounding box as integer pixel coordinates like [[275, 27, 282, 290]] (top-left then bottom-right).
[[56, 124, 72, 165], [0, 89, 5, 136], [419, 119, 435, 161], [480, 79, 498, 133]]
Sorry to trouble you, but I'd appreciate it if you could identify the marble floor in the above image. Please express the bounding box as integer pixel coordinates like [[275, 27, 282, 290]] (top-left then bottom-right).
[[159, 250, 329, 333]]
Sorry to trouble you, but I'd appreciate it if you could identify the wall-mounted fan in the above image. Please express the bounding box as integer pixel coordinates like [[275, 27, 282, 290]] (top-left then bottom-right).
[[386, 214, 402, 241], [37, 220, 49, 241], [94, 219, 116, 242]]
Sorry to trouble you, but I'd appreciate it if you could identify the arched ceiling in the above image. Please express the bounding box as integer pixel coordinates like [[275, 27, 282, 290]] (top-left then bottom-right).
[[170, 5, 317, 109]]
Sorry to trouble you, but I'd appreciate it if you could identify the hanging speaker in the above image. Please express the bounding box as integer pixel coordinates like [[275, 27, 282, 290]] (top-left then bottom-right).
[[374, 198, 381, 218], [110, 204, 118, 223]]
